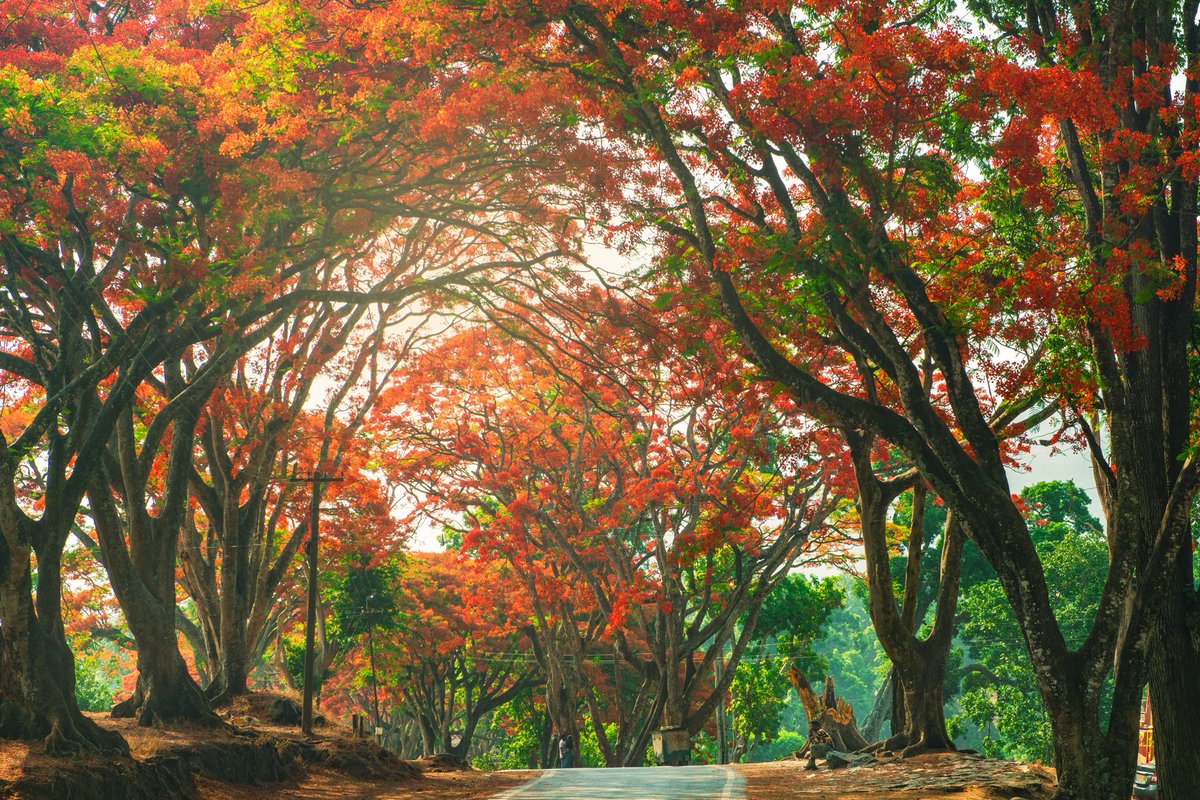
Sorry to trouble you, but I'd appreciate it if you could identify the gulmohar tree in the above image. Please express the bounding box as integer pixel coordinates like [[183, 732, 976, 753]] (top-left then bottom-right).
[[0, 6, 291, 748], [366, 551, 541, 760]]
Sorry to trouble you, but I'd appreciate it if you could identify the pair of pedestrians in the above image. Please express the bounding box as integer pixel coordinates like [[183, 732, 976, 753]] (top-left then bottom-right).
[[555, 732, 576, 768]]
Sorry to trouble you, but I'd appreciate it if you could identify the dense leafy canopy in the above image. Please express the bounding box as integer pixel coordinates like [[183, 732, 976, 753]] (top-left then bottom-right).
[[2, 1, 1199, 797]]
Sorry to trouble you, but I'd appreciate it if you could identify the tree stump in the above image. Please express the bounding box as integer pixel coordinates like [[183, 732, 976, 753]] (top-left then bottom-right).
[[789, 667, 870, 755]]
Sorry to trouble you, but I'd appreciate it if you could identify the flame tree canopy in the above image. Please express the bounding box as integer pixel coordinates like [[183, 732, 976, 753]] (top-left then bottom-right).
[[0, 0, 577, 748], [372, 288, 844, 764]]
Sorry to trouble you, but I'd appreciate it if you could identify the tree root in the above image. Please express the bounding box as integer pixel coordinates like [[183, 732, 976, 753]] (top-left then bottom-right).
[[113, 680, 229, 730], [40, 712, 130, 756], [860, 730, 955, 758], [204, 680, 251, 709], [42, 720, 84, 756]]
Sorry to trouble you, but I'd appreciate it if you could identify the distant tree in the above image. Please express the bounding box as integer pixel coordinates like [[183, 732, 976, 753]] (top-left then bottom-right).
[[729, 658, 791, 763], [380, 296, 840, 765], [472, 690, 554, 770]]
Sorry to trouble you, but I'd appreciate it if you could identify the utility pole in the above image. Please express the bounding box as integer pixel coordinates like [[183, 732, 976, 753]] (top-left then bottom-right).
[[276, 470, 344, 736], [366, 595, 381, 739], [613, 640, 622, 738], [715, 642, 728, 764]]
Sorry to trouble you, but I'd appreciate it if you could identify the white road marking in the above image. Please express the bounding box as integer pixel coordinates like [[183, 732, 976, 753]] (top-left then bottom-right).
[[721, 766, 739, 800]]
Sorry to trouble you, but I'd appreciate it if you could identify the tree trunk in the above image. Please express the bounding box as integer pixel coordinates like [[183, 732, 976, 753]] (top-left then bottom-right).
[[111, 591, 215, 726], [1146, 552, 1200, 800], [884, 519, 964, 756], [417, 714, 436, 756], [538, 709, 554, 768], [891, 480, 928, 739], [850, 437, 962, 756], [1046, 700, 1139, 800], [205, 623, 250, 705], [885, 641, 954, 755], [0, 471, 127, 754], [0, 565, 127, 754], [544, 664, 579, 762], [888, 673, 906, 739], [90, 416, 223, 728], [205, 488, 256, 705], [861, 669, 892, 743], [448, 717, 478, 761]]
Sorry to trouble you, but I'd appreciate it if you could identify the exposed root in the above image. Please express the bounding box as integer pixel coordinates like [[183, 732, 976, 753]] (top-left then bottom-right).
[[861, 729, 955, 759], [41, 720, 83, 756], [204, 677, 252, 709], [114, 674, 229, 731], [38, 712, 130, 756], [897, 730, 956, 759]]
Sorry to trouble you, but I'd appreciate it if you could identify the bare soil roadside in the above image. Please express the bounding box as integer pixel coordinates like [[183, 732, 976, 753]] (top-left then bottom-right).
[[735, 752, 1055, 800]]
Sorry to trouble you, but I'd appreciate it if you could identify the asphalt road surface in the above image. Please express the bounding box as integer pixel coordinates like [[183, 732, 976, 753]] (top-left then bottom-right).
[[492, 765, 746, 800]]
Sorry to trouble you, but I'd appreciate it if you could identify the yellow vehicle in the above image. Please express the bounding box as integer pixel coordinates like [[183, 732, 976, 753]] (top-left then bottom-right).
[[1133, 693, 1156, 799], [1138, 693, 1153, 764]]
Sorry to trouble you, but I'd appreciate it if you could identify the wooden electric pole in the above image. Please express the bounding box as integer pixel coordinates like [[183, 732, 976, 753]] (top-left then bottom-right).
[[715, 642, 728, 764], [276, 470, 344, 736], [366, 595, 381, 738]]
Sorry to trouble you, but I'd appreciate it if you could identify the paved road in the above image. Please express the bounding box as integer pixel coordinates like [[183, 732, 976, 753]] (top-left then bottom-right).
[[492, 765, 746, 800]]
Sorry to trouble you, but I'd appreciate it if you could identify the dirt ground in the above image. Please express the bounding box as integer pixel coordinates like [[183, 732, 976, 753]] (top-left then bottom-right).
[[735, 752, 1056, 800]]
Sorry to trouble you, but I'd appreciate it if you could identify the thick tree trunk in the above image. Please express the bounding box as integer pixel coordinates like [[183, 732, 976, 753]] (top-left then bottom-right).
[[1147, 552, 1200, 800], [90, 427, 222, 728], [0, 574, 127, 753], [524, 614, 581, 764], [0, 474, 127, 753], [448, 718, 478, 761], [544, 666, 579, 761], [888, 674, 906, 740], [890, 480, 928, 738], [205, 496, 254, 705], [885, 520, 963, 756], [884, 642, 954, 755], [206, 632, 250, 705], [850, 438, 962, 757], [417, 714, 436, 756], [1046, 701, 1138, 800], [538, 710, 555, 768], [111, 594, 215, 726]]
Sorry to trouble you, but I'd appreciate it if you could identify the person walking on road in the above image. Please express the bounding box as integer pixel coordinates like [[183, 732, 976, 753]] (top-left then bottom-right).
[[558, 732, 575, 768]]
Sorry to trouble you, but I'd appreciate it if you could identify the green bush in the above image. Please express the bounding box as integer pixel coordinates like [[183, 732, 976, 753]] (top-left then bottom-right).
[[74, 649, 116, 712]]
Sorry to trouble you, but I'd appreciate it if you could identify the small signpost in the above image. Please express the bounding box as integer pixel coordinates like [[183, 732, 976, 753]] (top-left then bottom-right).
[[652, 727, 691, 766]]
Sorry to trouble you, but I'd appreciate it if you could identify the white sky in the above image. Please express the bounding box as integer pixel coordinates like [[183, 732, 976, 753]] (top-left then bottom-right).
[[1008, 446, 1099, 510]]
